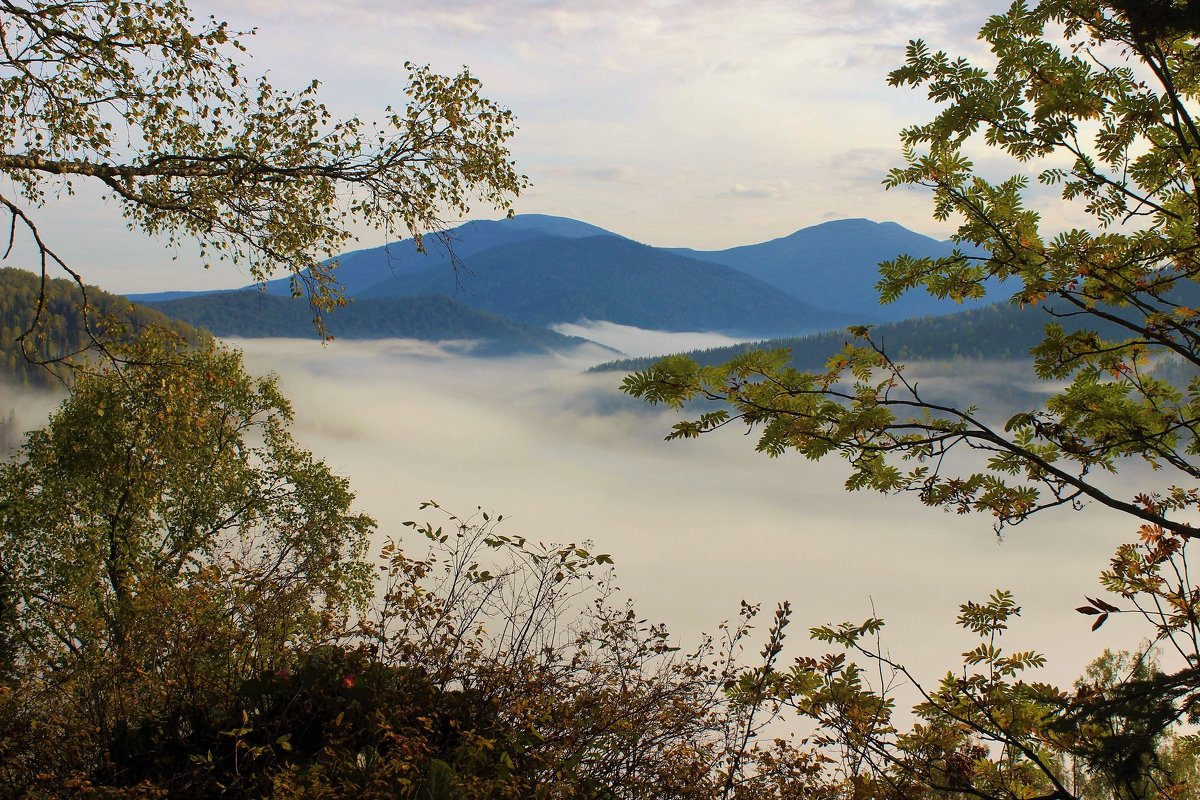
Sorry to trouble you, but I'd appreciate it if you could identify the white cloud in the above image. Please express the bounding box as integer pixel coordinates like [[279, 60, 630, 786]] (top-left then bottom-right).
[[723, 182, 784, 199]]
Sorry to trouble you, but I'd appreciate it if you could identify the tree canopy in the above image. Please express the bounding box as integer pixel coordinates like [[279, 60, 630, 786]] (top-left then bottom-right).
[[624, 0, 1200, 540], [0, 329, 375, 787], [0, 0, 527, 326], [622, 2, 1200, 798]]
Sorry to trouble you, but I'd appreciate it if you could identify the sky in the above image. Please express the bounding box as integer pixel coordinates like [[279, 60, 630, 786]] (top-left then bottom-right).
[[4, 0, 1021, 293]]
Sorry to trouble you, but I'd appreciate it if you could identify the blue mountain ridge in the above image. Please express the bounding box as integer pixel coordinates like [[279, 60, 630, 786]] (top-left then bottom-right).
[[357, 234, 850, 337], [128, 215, 620, 303], [667, 218, 995, 322], [264, 214, 622, 298], [133, 214, 1002, 344]]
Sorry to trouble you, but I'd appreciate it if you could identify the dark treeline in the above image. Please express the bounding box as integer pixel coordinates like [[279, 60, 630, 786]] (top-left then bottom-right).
[[146, 290, 595, 356], [590, 298, 1164, 373], [0, 267, 202, 388]]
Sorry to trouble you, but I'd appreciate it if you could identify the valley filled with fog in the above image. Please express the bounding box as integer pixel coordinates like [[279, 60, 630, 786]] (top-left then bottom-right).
[[0, 319, 1145, 688], [210, 322, 1139, 690]]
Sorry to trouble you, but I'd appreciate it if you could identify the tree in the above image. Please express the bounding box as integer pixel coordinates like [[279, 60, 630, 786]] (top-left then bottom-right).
[[0, 0, 526, 341], [624, 0, 1200, 539], [1, 492, 835, 797], [773, 588, 1200, 800], [358, 505, 827, 800], [0, 327, 374, 791], [623, 1, 1200, 797]]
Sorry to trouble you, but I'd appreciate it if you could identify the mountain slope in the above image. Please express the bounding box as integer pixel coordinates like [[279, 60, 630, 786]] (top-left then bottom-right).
[[670, 218, 994, 322], [359, 235, 849, 336], [589, 298, 1145, 374], [127, 214, 622, 304], [126, 215, 1008, 339], [302, 214, 626, 298], [0, 267, 204, 388], [145, 291, 597, 356]]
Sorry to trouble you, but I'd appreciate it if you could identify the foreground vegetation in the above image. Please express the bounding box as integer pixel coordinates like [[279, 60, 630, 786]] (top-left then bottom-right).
[[5, 329, 1200, 799], [0, 331, 824, 798]]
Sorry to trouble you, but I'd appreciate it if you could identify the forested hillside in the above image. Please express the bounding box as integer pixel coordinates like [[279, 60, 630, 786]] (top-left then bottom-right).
[[0, 268, 203, 388], [592, 299, 1153, 372], [146, 290, 597, 355]]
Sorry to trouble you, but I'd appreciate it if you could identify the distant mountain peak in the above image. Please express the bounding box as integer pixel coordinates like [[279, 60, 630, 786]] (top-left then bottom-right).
[[669, 218, 987, 322], [491, 213, 623, 239], [225, 213, 626, 298], [130, 214, 986, 338], [775, 218, 921, 241]]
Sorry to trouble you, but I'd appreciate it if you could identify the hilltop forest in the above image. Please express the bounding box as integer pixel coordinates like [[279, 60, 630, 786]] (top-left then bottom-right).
[[0, 268, 202, 388]]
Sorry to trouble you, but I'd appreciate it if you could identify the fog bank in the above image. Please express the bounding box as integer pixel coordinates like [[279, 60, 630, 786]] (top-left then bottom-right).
[[551, 320, 752, 357], [233, 334, 1138, 689], [0, 381, 66, 455]]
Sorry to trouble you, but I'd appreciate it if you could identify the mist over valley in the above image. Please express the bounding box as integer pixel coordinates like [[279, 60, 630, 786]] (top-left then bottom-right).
[[224, 330, 1132, 688]]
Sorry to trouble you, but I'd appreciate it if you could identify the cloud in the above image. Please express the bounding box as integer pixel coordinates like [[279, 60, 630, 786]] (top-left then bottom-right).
[[723, 182, 785, 200], [551, 165, 645, 185], [551, 320, 753, 357], [822, 146, 896, 184]]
